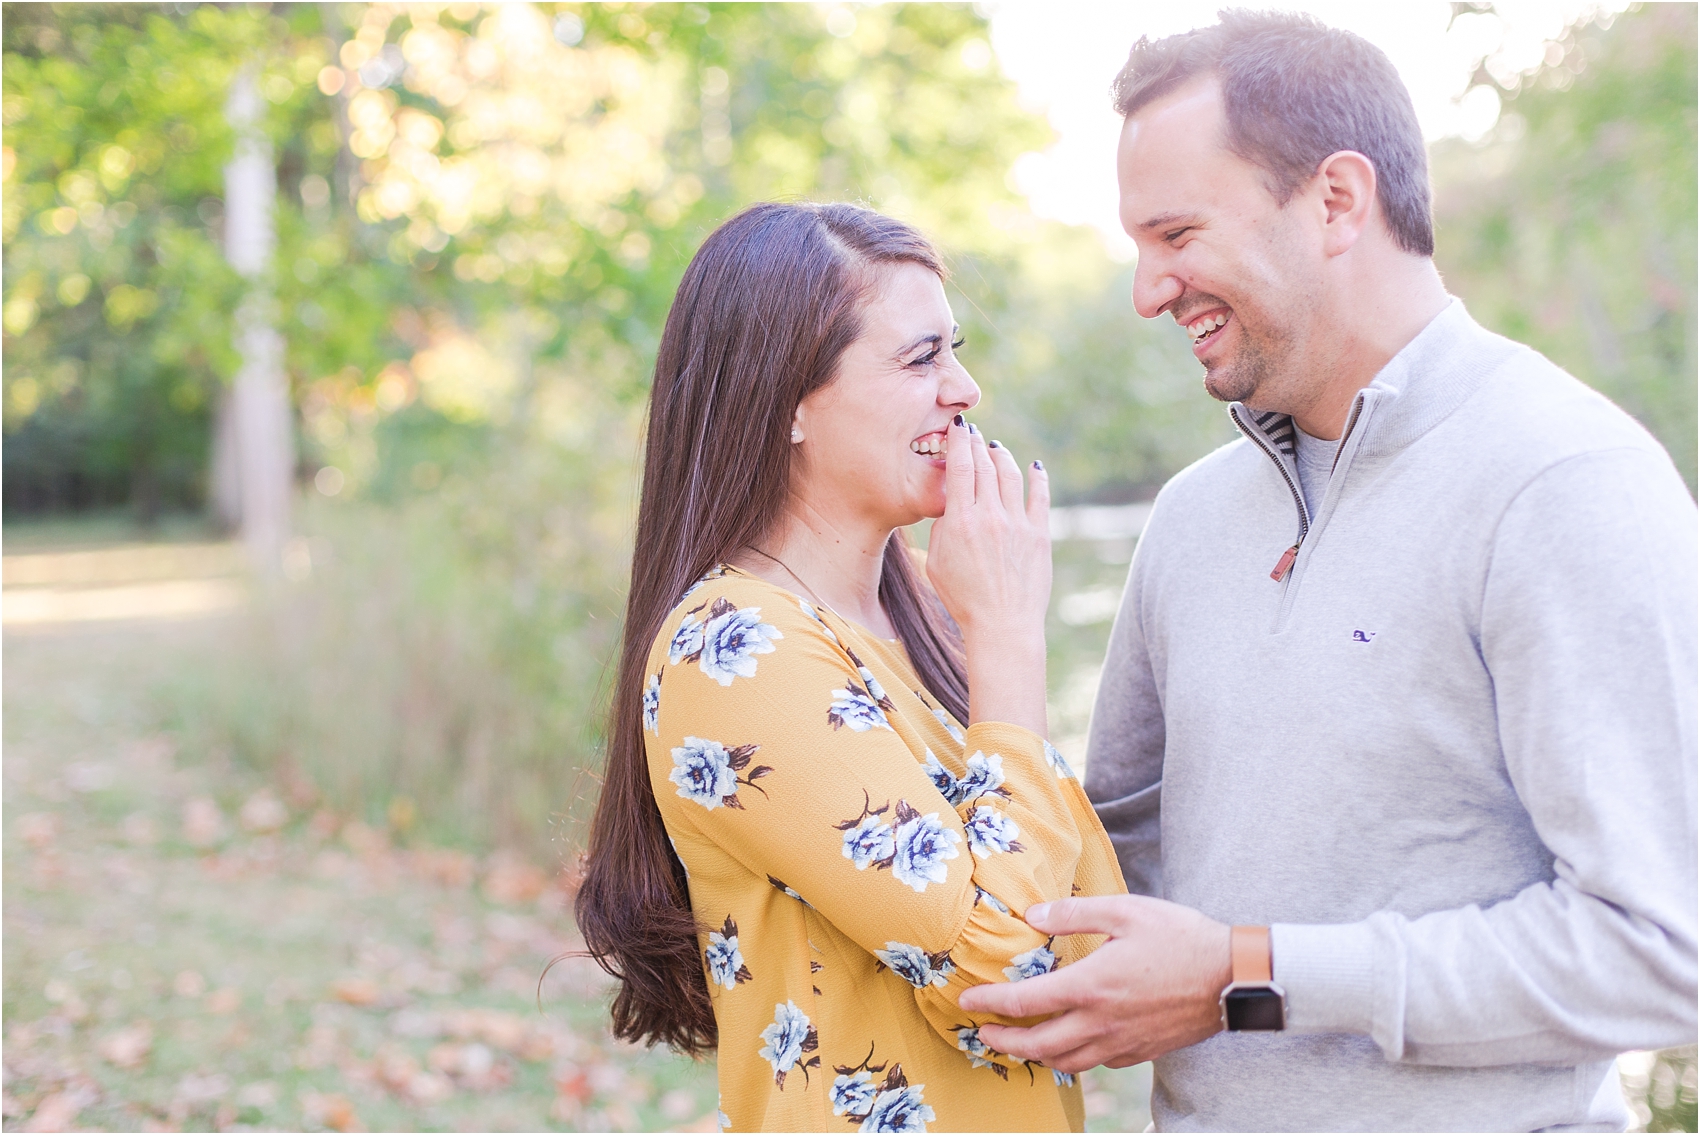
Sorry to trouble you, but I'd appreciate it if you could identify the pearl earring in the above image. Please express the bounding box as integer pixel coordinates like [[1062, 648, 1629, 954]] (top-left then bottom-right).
[[791, 426, 804, 443]]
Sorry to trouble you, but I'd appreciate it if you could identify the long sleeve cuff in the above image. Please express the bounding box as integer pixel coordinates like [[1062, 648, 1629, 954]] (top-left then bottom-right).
[[1270, 921, 1379, 1037]]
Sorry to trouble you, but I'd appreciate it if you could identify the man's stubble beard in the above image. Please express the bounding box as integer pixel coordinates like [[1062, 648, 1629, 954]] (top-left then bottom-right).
[[1202, 322, 1277, 406]]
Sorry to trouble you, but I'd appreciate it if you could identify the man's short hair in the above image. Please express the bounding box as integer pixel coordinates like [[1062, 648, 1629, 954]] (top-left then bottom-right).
[[1111, 9, 1434, 257]]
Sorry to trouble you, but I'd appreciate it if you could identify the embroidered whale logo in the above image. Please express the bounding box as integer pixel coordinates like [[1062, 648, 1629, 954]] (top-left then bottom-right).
[[1352, 630, 1376, 643]]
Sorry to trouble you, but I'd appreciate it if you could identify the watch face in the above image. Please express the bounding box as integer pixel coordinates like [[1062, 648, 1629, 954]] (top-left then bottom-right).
[[1224, 987, 1285, 1031]]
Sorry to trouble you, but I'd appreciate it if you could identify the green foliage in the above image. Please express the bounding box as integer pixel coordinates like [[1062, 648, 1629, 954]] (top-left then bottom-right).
[[5, 2, 1693, 865], [1, 3, 329, 517], [1433, 2, 1698, 488]]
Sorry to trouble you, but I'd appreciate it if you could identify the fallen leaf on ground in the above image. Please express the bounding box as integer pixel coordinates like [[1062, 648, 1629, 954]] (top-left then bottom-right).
[[412, 848, 474, 888], [330, 977, 381, 1006], [341, 821, 387, 857], [182, 797, 226, 848], [97, 1020, 154, 1069], [239, 790, 288, 833], [370, 1043, 420, 1091], [22, 1090, 81, 1132], [481, 851, 546, 905], [406, 1070, 455, 1105], [174, 1070, 232, 1104], [555, 1066, 594, 1105], [235, 1081, 279, 1110], [17, 812, 59, 850], [300, 1091, 363, 1132]]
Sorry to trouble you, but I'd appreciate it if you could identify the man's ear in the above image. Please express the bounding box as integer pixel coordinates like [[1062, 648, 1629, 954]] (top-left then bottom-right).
[[1314, 150, 1377, 257]]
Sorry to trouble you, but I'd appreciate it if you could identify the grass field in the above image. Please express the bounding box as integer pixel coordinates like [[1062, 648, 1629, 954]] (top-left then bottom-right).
[[0, 521, 1156, 1132]]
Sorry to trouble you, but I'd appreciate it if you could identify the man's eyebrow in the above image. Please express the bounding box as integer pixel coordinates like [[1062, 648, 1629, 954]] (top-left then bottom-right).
[[1138, 212, 1199, 233]]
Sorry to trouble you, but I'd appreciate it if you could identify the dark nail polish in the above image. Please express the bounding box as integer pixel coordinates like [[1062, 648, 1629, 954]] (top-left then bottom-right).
[[969, 423, 980, 435], [953, 413, 964, 428], [988, 440, 1001, 449], [1032, 460, 1044, 471]]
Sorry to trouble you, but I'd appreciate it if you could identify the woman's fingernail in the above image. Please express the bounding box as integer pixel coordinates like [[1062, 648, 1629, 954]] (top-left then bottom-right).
[[988, 440, 1001, 449], [1032, 460, 1044, 471], [953, 413, 965, 428], [1026, 901, 1052, 924], [969, 423, 980, 435]]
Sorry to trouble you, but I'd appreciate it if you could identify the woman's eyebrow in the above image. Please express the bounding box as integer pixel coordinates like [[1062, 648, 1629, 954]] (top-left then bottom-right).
[[895, 325, 959, 357]]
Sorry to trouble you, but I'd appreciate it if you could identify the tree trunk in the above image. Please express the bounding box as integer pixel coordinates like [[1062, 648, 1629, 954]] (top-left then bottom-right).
[[221, 67, 293, 570]]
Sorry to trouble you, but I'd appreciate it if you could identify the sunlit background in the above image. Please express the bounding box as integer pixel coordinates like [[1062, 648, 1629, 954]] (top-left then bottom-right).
[[2, 3, 1694, 1132]]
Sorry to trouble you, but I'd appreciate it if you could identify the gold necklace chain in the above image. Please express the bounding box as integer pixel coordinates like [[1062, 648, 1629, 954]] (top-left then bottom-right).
[[746, 545, 831, 611]]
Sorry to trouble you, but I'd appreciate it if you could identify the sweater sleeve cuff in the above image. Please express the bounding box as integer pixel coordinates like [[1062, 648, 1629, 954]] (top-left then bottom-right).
[[1270, 921, 1378, 1036]]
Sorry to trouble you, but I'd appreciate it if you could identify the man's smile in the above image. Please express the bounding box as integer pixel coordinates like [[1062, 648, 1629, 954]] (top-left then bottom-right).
[[1181, 307, 1232, 356]]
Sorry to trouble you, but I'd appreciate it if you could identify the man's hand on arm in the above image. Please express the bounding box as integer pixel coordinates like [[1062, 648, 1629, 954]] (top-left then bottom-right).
[[957, 895, 1234, 1074]]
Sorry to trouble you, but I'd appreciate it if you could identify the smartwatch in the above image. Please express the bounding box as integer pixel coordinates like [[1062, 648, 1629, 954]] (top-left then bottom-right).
[[1218, 925, 1286, 1031]]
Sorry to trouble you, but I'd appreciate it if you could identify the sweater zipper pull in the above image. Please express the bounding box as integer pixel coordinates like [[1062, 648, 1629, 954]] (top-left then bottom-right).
[[1270, 544, 1299, 582]]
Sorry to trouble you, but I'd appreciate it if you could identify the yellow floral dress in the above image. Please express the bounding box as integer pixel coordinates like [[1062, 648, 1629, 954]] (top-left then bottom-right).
[[643, 566, 1127, 1132]]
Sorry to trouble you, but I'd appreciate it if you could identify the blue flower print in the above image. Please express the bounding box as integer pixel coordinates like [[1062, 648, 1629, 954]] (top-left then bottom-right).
[[889, 800, 961, 893], [952, 1025, 1011, 1079], [717, 1093, 730, 1131], [831, 1045, 891, 1123], [832, 792, 902, 875], [832, 1071, 877, 1118], [1053, 1069, 1076, 1087], [1004, 940, 1058, 982], [697, 597, 783, 686], [921, 750, 958, 801], [1043, 739, 1077, 780], [843, 648, 895, 711], [706, 915, 753, 990], [799, 598, 841, 645], [912, 689, 965, 743], [642, 670, 662, 734], [874, 941, 955, 989], [758, 1000, 820, 1089], [829, 679, 892, 732], [954, 750, 1010, 804], [840, 803, 896, 870], [767, 874, 812, 907], [668, 611, 705, 665], [965, 805, 1024, 858], [669, 737, 772, 811], [956, 1025, 993, 1068], [680, 565, 730, 604], [973, 886, 1011, 914], [860, 1078, 934, 1133]]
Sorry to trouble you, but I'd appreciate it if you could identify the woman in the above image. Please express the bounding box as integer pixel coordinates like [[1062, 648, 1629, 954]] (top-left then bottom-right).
[[576, 202, 1126, 1132]]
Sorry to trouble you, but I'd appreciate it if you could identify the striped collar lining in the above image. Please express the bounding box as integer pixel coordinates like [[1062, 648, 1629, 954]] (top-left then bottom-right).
[[1251, 410, 1297, 457]]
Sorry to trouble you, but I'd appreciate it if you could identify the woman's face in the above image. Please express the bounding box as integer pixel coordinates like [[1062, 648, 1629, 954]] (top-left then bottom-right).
[[792, 262, 981, 530]]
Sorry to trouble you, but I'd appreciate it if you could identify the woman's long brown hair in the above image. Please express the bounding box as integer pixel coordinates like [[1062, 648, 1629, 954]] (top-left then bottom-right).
[[574, 202, 969, 1055]]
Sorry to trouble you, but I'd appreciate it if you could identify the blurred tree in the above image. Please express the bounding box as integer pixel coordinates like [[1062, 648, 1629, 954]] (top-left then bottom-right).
[[8, 2, 1692, 852], [1433, 2, 1697, 489], [1, 3, 328, 520]]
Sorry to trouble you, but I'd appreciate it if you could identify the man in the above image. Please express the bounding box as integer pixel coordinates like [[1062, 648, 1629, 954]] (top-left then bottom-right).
[[959, 10, 1697, 1130]]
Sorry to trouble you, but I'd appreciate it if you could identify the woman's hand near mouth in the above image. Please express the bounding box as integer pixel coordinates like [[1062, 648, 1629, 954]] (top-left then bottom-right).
[[925, 416, 1052, 737]]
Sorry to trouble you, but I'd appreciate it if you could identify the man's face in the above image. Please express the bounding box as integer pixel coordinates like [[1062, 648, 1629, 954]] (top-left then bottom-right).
[[1117, 77, 1323, 409]]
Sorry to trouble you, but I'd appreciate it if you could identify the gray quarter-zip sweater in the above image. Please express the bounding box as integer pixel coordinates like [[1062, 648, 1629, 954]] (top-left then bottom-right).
[[1084, 299, 1697, 1132]]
